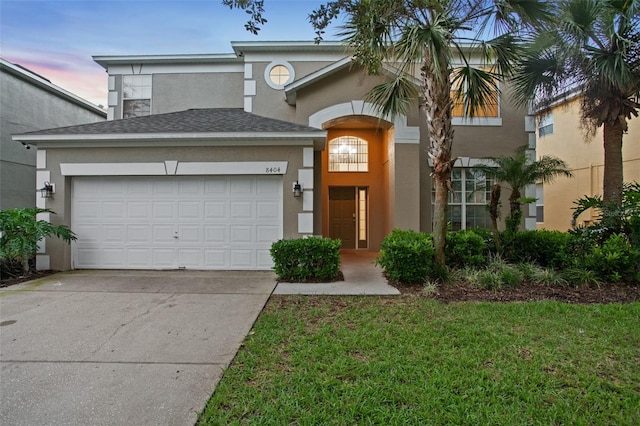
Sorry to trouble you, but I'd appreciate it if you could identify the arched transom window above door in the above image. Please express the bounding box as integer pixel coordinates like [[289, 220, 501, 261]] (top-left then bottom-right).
[[328, 136, 368, 172]]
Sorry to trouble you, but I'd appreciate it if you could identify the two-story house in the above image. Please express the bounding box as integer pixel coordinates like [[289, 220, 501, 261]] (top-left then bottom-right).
[[0, 58, 106, 210], [13, 41, 535, 271]]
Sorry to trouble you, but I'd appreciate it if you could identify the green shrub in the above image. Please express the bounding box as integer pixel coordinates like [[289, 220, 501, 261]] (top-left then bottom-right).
[[580, 234, 639, 283], [469, 228, 500, 256], [0, 208, 76, 274], [502, 230, 571, 268], [270, 237, 341, 282], [445, 230, 487, 268], [375, 229, 437, 284]]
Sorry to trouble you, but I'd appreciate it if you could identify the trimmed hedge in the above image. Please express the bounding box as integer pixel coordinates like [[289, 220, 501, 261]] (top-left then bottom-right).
[[375, 229, 437, 284], [270, 237, 341, 282], [445, 230, 487, 268], [502, 230, 572, 269]]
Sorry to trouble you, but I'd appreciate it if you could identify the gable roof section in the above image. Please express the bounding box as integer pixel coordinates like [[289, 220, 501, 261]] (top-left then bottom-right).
[[285, 57, 353, 105], [13, 108, 327, 148]]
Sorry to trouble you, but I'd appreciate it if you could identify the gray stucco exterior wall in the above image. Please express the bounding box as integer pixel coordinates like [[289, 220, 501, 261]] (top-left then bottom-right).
[[0, 61, 106, 209]]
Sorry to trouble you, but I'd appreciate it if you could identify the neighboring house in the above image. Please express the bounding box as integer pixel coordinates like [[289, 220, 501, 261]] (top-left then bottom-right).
[[535, 94, 640, 231], [0, 58, 106, 210], [13, 41, 534, 271]]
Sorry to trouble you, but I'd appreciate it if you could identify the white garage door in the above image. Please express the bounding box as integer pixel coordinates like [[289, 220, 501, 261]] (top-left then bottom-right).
[[71, 175, 282, 270]]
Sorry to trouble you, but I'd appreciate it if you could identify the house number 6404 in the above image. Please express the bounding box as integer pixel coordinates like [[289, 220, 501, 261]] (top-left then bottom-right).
[[265, 167, 281, 174]]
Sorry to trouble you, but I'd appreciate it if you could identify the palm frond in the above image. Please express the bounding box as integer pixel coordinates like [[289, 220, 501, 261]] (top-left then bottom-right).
[[451, 65, 500, 118], [365, 75, 419, 119]]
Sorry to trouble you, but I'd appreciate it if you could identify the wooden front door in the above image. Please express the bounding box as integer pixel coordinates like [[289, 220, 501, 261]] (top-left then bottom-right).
[[329, 187, 356, 249]]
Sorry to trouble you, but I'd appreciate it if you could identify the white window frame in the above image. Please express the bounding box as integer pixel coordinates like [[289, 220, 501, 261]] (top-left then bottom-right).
[[264, 61, 294, 89], [432, 168, 494, 230], [122, 75, 152, 118]]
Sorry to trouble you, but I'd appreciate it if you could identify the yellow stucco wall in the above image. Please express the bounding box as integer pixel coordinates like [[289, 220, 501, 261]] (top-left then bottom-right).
[[536, 96, 640, 231]]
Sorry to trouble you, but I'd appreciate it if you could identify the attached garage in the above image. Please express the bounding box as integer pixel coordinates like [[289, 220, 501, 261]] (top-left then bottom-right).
[[71, 175, 282, 270], [14, 108, 326, 272]]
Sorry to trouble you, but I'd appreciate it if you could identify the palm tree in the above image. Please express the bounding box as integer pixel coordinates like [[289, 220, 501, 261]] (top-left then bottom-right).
[[473, 145, 573, 233], [309, 0, 550, 266], [512, 0, 640, 206], [225, 0, 551, 266]]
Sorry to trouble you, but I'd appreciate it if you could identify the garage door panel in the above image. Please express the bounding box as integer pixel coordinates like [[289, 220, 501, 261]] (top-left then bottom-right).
[[204, 178, 228, 195], [127, 249, 151, 267], [230, 201, 253, 219], [257, 201, 279, 219], [179, 202, 202, 219], [102, 201, 126, 218], [72, 176, 282, 270], [204, 226, 227, 243], [204, 249, 227, 267], [74, 225, 99, 243], [75, 201, 100, 219], [230, 179, 253, 194], [128, 180, 151, 195], [103, 225, 126, 243], [256, 225, 280, 242], [178, 225, 202, 243], [102, 249, 125, 267], [257, 250, 274, 268], [152, 225, 175, 243], [128, 202, 150, 219], [152, 202, 176, 219], [152, 249, 175, 267], [230, 226, 253, 243], [230, 250, 254, 268], [76, 248, 100, 268], [127, 225, 150, 243], [178, 249, 203, 267]]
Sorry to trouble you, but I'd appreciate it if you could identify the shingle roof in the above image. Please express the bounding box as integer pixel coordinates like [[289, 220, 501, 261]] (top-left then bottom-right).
[[20, 108, 322, 136]]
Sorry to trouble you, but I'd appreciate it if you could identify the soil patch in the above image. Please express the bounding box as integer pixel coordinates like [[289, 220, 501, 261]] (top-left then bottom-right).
[[392, 280, 640, 304], [0, 271, 58, 289]]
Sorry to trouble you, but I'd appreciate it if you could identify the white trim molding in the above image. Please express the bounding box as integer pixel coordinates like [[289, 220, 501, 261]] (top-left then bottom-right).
[[309, 101, 419, 144], [60, 161, 289, 176]]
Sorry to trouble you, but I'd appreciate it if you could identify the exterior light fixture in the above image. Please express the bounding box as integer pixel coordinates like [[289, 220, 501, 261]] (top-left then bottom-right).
[[38, 182, 55, 199], [293, 181, 302, 198]]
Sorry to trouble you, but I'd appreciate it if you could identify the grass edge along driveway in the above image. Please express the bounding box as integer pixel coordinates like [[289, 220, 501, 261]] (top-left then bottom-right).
[[199, 296, 639, 425]]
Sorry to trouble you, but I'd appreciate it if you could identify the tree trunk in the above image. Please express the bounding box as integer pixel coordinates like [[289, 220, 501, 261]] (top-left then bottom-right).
[[489, 184, 502, 253], [421, 49, 454, 267], [602, 119, 624, 206]]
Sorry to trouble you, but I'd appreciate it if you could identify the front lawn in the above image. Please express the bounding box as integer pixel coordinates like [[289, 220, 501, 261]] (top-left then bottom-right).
[[199, 296, 639, 425]]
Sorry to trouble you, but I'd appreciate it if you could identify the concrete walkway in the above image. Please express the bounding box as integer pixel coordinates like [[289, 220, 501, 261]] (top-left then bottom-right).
[[273, 250, 400, 295]]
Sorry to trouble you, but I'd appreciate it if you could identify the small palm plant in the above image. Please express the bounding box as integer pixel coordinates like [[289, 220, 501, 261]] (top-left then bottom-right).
[[474, 145, 573, 233], [0, 208, 76, 275]]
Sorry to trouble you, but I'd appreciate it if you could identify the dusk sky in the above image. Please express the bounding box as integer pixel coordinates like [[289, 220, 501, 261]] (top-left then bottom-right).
[[1, 0, 341, 107]]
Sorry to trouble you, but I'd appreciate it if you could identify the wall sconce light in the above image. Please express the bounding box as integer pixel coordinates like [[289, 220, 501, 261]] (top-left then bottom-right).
[[38, 182, 55, 199], [293, 181, 303, 198]]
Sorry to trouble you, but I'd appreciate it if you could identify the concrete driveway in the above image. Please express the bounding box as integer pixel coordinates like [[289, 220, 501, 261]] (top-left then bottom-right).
[[0, 270, 276, 425]]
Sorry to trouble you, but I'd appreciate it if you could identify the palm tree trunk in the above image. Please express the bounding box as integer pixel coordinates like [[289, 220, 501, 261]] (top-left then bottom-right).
[[421, 50, 454, 267], [602, 119, 624, 206]]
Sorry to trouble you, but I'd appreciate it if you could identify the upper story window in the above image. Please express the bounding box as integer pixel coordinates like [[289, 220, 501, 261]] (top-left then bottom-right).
[[451, 72, 499, 119], [329, 136, 368, 172], [123, 75, 151, 118], [264, 61, 294, 89], [538, 113, 554, 137]]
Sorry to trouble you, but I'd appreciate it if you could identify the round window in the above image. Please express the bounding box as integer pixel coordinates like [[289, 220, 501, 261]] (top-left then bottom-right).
[[265, 62, 294, 89]]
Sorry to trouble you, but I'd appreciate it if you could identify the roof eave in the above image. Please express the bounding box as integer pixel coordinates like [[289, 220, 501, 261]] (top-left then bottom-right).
[[13, 131, 328, 150]]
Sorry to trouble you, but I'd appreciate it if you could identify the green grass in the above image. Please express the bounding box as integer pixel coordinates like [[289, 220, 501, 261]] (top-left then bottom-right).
[[198, 296, 640, 425]]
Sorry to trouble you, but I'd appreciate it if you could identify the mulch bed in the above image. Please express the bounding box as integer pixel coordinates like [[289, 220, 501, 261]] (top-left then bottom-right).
[[392, 280, 640, 304], [3, 270, 639, 304], [0, 271, 58, 289]]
